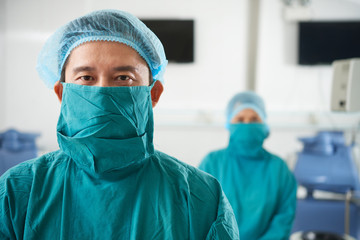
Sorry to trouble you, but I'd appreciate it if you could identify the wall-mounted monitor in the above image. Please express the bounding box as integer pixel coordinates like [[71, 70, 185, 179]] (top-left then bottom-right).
[[298, 21, 360, 65], [141, 19, 194, 63]]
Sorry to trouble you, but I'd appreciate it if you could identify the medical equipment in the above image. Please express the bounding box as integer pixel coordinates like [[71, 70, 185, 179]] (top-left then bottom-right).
[[291, 131, 360, 239], [0, 129, 39, 175], [291, 58, 360, 240], [331, 58, 360, 112]]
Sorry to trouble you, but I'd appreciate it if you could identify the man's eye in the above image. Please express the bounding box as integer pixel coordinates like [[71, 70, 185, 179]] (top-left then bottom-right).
[[251, 117, 261, 123], [116, 75, 131, 81], [80, 76, 94, 81]]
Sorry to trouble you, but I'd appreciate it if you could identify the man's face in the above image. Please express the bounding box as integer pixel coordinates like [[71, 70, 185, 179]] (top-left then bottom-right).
[[64, 41, 151, 87], [230, 108, 262, 124]]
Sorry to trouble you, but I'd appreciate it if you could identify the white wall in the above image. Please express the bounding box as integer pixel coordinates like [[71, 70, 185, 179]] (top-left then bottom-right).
[[1, 0, 360, 167]]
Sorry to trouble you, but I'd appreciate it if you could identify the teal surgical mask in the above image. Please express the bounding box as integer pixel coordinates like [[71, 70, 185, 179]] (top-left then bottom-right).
[[57, 83, 154, 175], [228, 123, 269, 158]]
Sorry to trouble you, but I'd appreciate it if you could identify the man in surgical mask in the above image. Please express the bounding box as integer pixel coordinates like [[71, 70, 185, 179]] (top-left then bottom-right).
[[0, 10, 239, 239], [199, 91, 297, 240]]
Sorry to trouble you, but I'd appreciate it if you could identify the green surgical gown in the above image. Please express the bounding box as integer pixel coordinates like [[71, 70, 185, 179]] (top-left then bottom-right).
[[199, 148, 297, 240], [0, 150, 239, 239]]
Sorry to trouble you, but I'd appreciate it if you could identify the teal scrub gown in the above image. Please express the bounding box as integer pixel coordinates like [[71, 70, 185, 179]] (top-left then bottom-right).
[[0, 84, 239, 240], [199, 123, 297, 240]]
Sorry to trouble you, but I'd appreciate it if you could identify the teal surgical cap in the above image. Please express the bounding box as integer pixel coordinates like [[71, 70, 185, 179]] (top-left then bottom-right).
[[226, 91, 267, 128], [37, 9, 168, 88]]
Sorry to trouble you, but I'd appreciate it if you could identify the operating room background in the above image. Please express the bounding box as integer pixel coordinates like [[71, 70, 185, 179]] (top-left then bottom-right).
[[1, 0, 360, 168]]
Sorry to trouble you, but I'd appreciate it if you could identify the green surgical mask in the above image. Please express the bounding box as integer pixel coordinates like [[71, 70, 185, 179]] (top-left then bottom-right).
[[228, 123, 269, 158], [57, 83, 154, 175]]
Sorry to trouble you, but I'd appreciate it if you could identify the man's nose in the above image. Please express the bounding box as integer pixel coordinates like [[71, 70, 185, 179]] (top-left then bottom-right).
[[97, 77, 113, 87], [243, 119, 251, 124]]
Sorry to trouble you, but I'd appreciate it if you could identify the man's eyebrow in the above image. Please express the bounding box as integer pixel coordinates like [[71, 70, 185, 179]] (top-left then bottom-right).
[[113, 66, 138, 72], [71, 65, 139, 73], [72, 66, 96, 73]]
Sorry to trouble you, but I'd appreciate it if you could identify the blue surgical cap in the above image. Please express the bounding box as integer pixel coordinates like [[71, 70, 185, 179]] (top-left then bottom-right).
[[37, 9, 168, 88], [226, 91, 267, 128]]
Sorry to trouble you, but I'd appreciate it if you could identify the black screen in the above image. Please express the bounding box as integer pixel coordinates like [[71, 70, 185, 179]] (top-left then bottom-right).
[[298, 21, 360, 65], [141, 19, 194, 63]]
